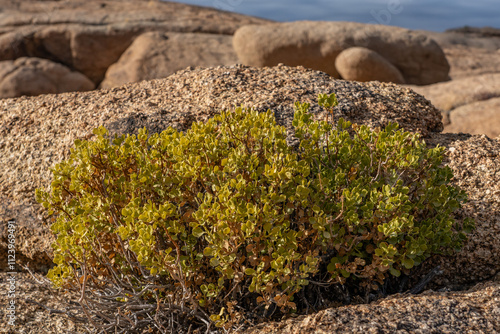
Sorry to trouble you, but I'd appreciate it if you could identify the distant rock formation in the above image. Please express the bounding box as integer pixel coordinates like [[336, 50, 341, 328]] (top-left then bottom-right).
[[408, 73, 500, 138], [0, 0, 269, 97], [233, 21, 450, 85], [335, 47, 405, 84], [0, 57, 94, 98], [444, 98, 500, 138], [100, 31, 238, 89], [446, 26, 500, 38]]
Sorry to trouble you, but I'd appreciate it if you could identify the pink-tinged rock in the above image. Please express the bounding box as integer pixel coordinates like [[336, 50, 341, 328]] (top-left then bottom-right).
[[0, 0, 271, 85], [335, 47, 405, 83], [0, 57, 94, 98], [233, 21, 450, 85], [101, 31, 238, 88], [444, 97, 500, 139], [406, 73, 500, 113]]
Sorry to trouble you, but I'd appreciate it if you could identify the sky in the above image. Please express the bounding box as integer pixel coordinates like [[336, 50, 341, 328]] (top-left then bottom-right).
[[167, 0, 500, 32]]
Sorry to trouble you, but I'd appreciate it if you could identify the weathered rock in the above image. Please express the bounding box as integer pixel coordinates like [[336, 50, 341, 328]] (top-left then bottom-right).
[[414, 133, 500, 289], [0, 272, 85, 333], [1, 65, 498, 333], [407, 73, 500, 112], [409, 26, 500, 84], [101, 31, 238, 89], [417, 29, 500, 79], [2, 271, 498, 334], [421, 30, 500, 51], [0, 57, 94, 98], [0, 25, 141, 84], [446, 26, 500, 39], [442, 46, 500, 79], [0, 0, 270, 35], [245, 276, 500, 333], [233, 21, 450, 85], [0, 0, 270, 84], [406, 73, 500, 136], [443, 98, 500, 138], [335, 46, 405, 83]]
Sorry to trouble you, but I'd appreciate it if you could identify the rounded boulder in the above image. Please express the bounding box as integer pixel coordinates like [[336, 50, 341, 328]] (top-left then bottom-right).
[[0, 57, 95, 98], [335, 47, 405, 83]]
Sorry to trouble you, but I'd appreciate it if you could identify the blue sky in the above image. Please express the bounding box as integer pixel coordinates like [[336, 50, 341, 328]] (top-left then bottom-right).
[[168, 0, 500, 32]]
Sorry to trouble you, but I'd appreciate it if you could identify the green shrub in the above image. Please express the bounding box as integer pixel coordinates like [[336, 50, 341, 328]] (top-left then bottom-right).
[[36, 94, 473, 331]]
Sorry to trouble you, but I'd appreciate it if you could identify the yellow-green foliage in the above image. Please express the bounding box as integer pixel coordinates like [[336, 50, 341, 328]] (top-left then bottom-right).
[[36, 94, 473, 327]]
